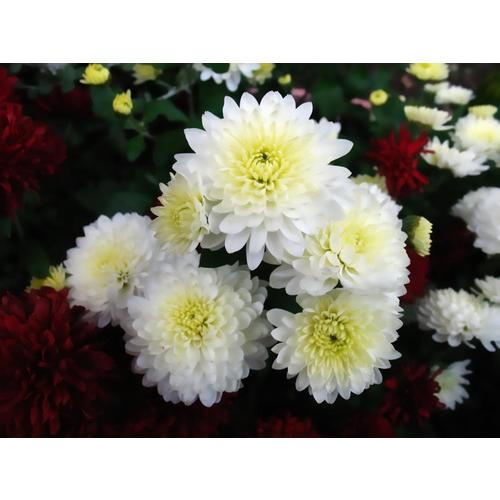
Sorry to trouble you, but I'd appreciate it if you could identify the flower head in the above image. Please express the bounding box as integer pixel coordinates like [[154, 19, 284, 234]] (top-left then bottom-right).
[[278, 74, 292, 86], [80, 64, 110, 85], [194, 63, 260, 92], [468, 105, 497, 119], [28, 264, 66, 291], [151, 173, 209, 254], [382, 362, 443, 424], [268, 290, 401, 404], [404, 105, 452, 131], [434, 360, 472, 410], [404, 215, 432, 257], [112, 89, 133, 115], [0, 288, 116, 436], [270, 182, 409, 297], [0, 103, 66, 217], [250, 63, 275, 85], [434, 83, 474, 106], [175, 91, 353, 269], [366, 125, 428, 198], [475, 276, 500, 304], [369, 89, 388, 106], [452, 187, 500, 255], [417, 288, 498, 348], [65, 213, 165, 327], [407, 63, 449, 81], [125, 263, 270, 407], [422, 137, 488, 177], [133, 64, 161, 84], [453, 114, 500, 163]]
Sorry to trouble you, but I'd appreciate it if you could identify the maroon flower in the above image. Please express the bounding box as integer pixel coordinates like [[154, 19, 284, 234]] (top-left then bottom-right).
[[0, 288, 116, 437], [0, 67, 17, 104], [0, 103, 66, 216], [110, 392, 234, 437], [36, 85, 92, 118], [401, 247, 430, 303], [256, 413, 320, 437], [382, 362, 444, 425], [342, 412, 395, 437], [366, 125, 428, 198]]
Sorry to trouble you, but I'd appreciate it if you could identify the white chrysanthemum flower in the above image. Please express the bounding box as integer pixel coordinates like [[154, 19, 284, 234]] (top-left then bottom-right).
[[434, 83, 474, 106], [417, 288, 499, 348], [270, 182, 409, 297], [193, 63, 260, 92], [452, 187, 500, 255], [422, 137, 489, 177], [268, 290, 401, 404], [174, 91, 353, 270], [65, 213, 163, 327], [475, 276, 500, 304], [407, 63, 449, 81], [424, 82, 449, 94], [453, 114, 500, 163], [125, 263, 270, 407], [434, 360, 472, 410], [404, 105, 452, 131], [151, 173, 209, 254]]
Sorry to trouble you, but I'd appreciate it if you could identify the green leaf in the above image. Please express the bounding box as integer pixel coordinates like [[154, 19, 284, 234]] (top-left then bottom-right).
[[143, 99, 188, 124], [153, 130, 186, 175], [22, 241, 50, 278], [90, 86, 117, 121], [126, 135, 146, 162], [60, 65, 78, 92], [203, 63, 230, 73], [103, 191, 152, 216]]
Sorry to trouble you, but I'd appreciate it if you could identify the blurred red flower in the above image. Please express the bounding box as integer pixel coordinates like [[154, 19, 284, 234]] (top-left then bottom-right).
[[401, 247, 430, 303], [0, 103, 66, 217], [0, 288, 115, 437], [257, 413, 319, 437], [342, 412, 395, 437], [36, 85, 92, 118], [382, 362, 444, 425], [0, 67, 17, 104], [366, 125, 428, 198]]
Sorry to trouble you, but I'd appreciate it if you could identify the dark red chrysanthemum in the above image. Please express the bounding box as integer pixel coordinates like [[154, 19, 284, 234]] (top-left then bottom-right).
[[0, 287, 116, 437], [0, 103, 66, 216], [342, 412, 395, 438], [382, 362, 444, 425], [36, 85, 92, 118], [256, 413, 320, 437], [401, 247, 430, 303], [0, 67, 17, 104], [366, 125, 428, 198], [108, 390, 234, 437]]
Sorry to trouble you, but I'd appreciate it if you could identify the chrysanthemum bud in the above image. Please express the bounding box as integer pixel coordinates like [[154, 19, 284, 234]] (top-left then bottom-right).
[[133, 64, 161, 85], [369, 89, 388, 106], [80, 64, 110, 85], [278, 74, 292, 86], [113, 89, 133, 115], [404, 215, 432, 256], [468, 105, 498, 119], [28, 264, 66, 292], [406, 63, 449, 81]]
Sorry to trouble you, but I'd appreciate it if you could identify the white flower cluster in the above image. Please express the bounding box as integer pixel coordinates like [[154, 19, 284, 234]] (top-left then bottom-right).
[[65, 212, 271, 407], [413, 74, 500, 177], [452, 187, 500, 255], [417, 282, 500, 351], [65, 92, 410, 408]]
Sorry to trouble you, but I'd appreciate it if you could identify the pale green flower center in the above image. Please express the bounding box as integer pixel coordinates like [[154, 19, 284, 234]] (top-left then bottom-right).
[[241, 148, 288, 192], [89, 244, 134, 289]]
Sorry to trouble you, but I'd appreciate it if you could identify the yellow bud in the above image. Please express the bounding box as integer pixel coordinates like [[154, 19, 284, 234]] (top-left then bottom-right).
[[80, 64, 110, 85], [250, 63, 275, 84], [28, 264, 67, 292], [404, 216, 432, 257], [278, 74, 292, 86], [369, 89, 388, 106], [133, 64, 162, 84], [468, 105, 497, 119], [407, 63, 449, 81], [113, 89, 133, 115]]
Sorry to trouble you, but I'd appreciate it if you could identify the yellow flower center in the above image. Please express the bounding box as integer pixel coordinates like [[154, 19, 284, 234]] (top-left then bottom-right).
[[89, 244, 134, 289], [169, 294, 215, 345], [244, 148, 287, 191]]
